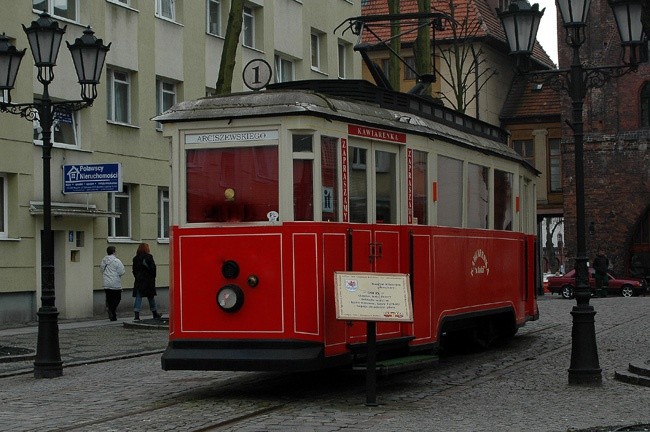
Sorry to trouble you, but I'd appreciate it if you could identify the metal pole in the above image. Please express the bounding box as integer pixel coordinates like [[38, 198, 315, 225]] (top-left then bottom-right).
[[33, 82, 62, 378], [567, 36, 601, 385]]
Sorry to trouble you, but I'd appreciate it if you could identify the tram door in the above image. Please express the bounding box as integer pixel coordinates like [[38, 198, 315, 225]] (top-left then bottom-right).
[[347, 141, 403, 343]]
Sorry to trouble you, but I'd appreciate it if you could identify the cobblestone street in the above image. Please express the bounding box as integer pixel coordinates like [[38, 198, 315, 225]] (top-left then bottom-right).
[[0, 296, 649, 431]]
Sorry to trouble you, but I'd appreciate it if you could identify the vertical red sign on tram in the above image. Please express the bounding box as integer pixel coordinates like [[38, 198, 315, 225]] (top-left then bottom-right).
[[341, 138, 349, 222], [407, 148, 413, 224]]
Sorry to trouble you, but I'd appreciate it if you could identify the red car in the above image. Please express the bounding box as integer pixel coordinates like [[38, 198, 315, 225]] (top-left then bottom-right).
[[546, 268, 648, 299]]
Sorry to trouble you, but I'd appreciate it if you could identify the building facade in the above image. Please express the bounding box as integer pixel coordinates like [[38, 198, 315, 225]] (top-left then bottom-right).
[[0, 0, 361, 324], [556, 0, 650, 279]]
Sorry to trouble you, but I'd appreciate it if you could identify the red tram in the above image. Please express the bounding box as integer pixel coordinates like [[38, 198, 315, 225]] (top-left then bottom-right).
[[157, 80, 539, 372]]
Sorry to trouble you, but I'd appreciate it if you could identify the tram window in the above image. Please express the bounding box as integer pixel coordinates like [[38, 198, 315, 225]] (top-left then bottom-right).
[[292, 135, 313, 153], [494, 170, 513, 231], [293, 159, 314, 221], [412, 150, 427, 225], [375, 150, 396, 224], [186, 146, 279, 223], [467, 163, 489, 229], [321, 137, 339, 222], [349, 147, 368, 223], [437, 156, 463, 227]]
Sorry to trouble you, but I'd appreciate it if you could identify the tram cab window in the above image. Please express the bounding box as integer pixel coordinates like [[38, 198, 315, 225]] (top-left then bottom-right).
[[437, 156, 463, 227], [293, 134, 314, 221], [467, 163, 489, 229], [349, 147, 368, 223], [186, 146, 279, 223], [494, 170, 513, 231], [321, 137, 339, 222]]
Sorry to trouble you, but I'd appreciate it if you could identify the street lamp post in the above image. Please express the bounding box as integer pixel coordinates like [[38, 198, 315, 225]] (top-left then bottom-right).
[[498, 0, 646, 385], [0, 13, 110, 379]]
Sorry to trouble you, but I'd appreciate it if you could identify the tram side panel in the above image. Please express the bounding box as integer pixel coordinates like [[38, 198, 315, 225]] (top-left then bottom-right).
[[429, 227, 531, 335]]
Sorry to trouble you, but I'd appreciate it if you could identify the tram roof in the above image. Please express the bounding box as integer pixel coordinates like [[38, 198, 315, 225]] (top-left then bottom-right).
[[154, 80, 535, 173]]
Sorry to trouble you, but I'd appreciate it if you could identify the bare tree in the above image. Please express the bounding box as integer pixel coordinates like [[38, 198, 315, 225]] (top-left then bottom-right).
[[435, 0, 497, 115], [414, 0, 432, 79], [544, 217, 564, 273], [387, 0, 401, 90], [215, 0, 245, 95], [641, 1, 650, 36]]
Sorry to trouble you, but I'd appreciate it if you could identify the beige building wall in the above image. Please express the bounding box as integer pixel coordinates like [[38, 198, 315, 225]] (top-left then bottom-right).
[[0, 0, 361, 323]]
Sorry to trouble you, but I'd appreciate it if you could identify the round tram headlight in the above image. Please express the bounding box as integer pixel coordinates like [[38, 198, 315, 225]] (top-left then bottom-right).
[[222, 260, 240, 279], [217, 284, 244, 313]]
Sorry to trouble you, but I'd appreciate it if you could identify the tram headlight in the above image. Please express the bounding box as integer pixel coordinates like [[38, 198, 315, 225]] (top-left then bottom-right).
[[221, 260, 240, 279], [216, 284, 244, 313]]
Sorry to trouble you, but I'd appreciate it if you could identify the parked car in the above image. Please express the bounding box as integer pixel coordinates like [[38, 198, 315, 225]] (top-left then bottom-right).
[[546, 268, 648, 299]]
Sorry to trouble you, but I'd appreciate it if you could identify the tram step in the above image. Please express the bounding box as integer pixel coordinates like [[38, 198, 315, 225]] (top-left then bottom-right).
[[352, 354, 438, 376]]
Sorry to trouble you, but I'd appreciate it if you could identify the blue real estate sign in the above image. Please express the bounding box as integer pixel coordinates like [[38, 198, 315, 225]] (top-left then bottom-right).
[[63, 163, 122, 194]]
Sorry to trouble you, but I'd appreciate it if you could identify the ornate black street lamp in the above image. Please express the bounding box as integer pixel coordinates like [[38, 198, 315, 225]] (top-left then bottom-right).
[[0, 13, 110, 378], [499, 0, 646, 385]]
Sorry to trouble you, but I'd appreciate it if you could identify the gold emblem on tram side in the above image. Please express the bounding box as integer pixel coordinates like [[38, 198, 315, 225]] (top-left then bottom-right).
[[470, 248, 490, 277], [224, 188, 235, 201]]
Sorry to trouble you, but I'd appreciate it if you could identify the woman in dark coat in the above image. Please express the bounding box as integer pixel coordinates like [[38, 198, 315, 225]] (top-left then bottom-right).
[[132, 243, 162, 321]]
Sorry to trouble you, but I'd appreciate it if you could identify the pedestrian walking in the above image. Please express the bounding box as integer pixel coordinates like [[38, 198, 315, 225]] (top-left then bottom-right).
[[100, 246, 125, 321], [593, 247, 610, 297], [132, 242, 163, 321]]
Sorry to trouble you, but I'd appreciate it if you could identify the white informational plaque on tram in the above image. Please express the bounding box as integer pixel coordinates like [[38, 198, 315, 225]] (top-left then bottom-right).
[[334, 272, 413, 323]]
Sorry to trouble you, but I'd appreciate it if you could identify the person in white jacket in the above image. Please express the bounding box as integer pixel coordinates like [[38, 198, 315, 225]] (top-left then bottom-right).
[[100, 246, 125, 321]]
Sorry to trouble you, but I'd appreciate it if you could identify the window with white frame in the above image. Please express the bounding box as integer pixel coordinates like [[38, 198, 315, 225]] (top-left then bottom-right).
[[311, 32, 322, 70], [156, 0, 175, 20], [274, 55, 294, 83], [0, 174, 6, 238], [33, 0, 79, 22], [158, 187, 170, 239], [33, 102, 79, 148], [107, 68, 131, 124], [156, 78, 176, 130], [243, 6, 255, 48], [108, 185, 131, 239], [207, 0, 221, 36], [338, 42, 348, 78]]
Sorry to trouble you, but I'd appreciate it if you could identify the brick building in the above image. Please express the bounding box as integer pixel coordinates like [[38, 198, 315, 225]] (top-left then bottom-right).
[[558, 0, 650, 278]]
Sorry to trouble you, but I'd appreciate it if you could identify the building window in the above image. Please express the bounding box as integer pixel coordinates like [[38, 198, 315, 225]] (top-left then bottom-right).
[[641, 82, 650, 128], [158, 187, 170, 239], [107, 69, 131, 124], [207, 0, 221, 36], [0, 174, 6, 238], [311, 31, 322, 70], [513, 139, 534, 166], [338, 42, 348, 78], [404, 57, 417, 80], [243, 6, 255, 48], [33, 102, 79, 148], [274, 55, 294, 83], [33, 0, 79, 22], [381, 58, 390, 80], [549, 138, 562, 192], [156, 78, 176, 130], [156, 0, 175, 20], [108, 185, 131, 239]]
